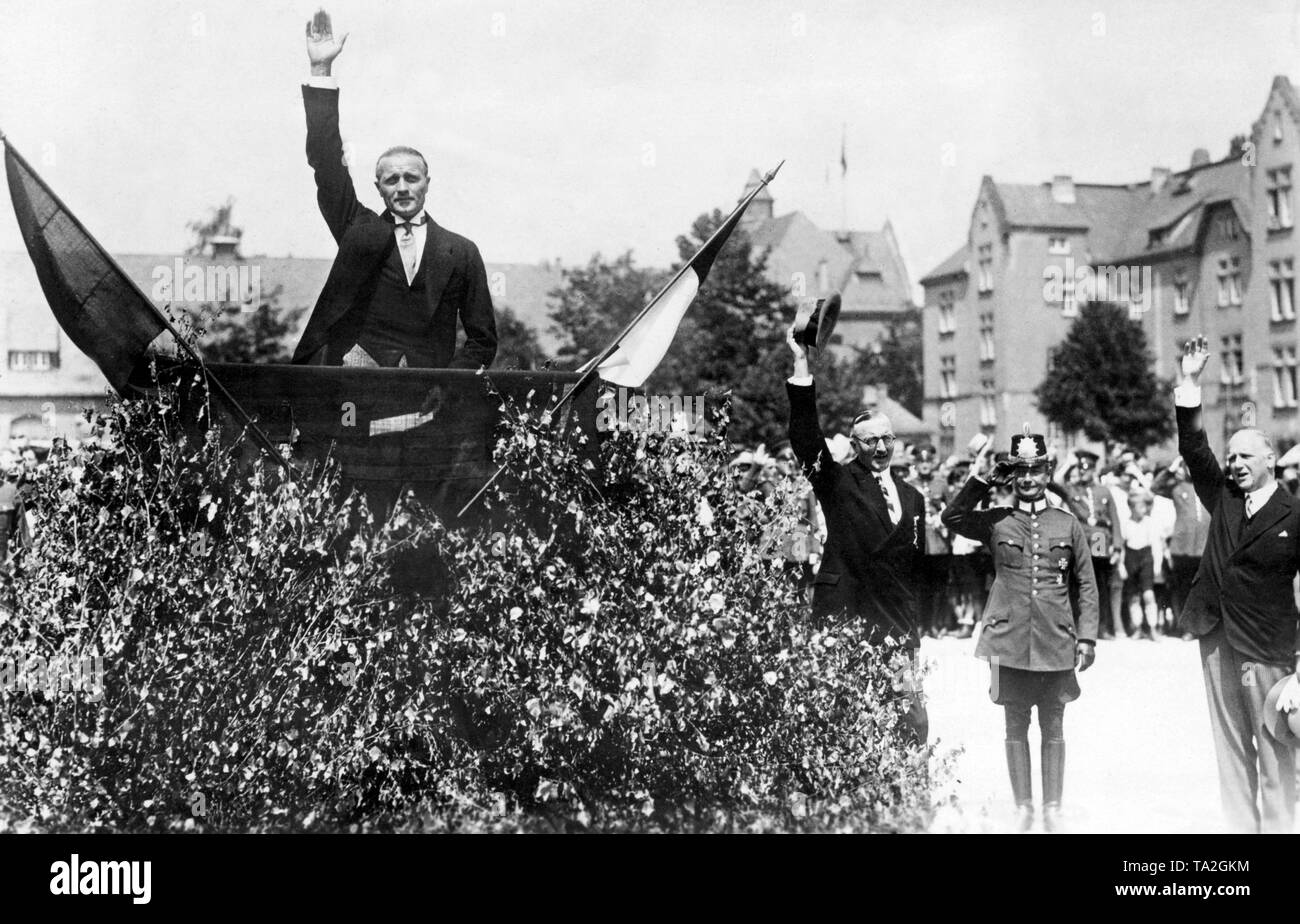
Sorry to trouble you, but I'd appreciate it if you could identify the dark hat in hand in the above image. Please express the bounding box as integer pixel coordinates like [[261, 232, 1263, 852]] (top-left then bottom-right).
[[793, 292, 842, 350]]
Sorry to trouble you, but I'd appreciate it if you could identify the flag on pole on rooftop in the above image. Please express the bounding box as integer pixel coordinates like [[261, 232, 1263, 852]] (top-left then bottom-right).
[[4, 138, 166, 393], [593, 161, 783, 388], [841, 123, 848, 177]]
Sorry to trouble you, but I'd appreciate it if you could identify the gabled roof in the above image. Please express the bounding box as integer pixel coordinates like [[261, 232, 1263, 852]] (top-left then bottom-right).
[[993, 181, 1097, 230], [920, 245, 969, 284], [1097, 156, 1248, 263], [1253, 75, 1300, 143], [744, 210, 915, 314], [926, 150, 1250, 282]]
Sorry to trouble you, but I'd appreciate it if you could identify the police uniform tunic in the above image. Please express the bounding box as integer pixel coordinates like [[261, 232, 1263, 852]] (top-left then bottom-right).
[[942, 477, 1100, 706]]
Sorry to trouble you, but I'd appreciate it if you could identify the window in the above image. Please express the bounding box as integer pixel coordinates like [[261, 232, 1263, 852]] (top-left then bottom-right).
[[1220, 216, 1239, 240], [1268, 167, 1293, 230], [1220, 334, 1244, 386], [979, 200, 989, 230], [1217, 256, 1243, 307], [978, 312, 995, 361], [817, 260, 830, 294], [979, 379, 997, 428], [1173, 269, 1190, 315], [1276, 110, 1285, 144], [8, 350, 59, 372], [1048, 236, 1070, 255], [940, 355, 958, 399], [937, 289, 956, 335], [1273, 347, 1298, 408], [1270, 259, 1296, 322], [977, 244, 994, 293]]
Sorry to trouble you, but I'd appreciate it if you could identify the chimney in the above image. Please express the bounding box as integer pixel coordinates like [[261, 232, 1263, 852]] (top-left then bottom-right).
[[1189, 147, 1211, 169], [1150, 166, 1171, 193], [1050, 175, 1076, 204], [207, 235, 241, 260], [741, 169, 774, 225], [860, 383, 889, 407]]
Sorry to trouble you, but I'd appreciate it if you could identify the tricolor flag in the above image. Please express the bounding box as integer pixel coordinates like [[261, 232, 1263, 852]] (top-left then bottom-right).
[[4, 138, 166, 393], [840, 124, 848, 177], [592, 162, 782, 388]]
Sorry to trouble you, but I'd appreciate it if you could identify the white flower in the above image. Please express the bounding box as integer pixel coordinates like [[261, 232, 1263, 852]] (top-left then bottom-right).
[[763, 671, 778, 686], [705, 550, 721, 567], [508, 606, 523, 620], [707, 593, 725, 613], [696, 497, 715, 528], [581, 596, 601, 616]]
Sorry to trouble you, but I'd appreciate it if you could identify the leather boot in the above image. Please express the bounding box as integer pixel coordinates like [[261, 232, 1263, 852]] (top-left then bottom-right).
[[1042, 738, 1066, 833], [1005, 740, 1033, 832]]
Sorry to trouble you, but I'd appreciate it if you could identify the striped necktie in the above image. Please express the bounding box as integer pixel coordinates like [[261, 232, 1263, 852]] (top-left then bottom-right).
[[876, 473, 900, 525]]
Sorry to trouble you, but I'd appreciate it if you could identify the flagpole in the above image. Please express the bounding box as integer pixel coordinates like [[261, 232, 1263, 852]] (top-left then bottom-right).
[[1, 133, 291, 474], [840, 123, 847, 233], [456, 159, 785, 518]]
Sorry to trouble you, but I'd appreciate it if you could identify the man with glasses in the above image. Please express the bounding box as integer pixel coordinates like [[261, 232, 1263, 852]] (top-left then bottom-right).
[[785, 325, 928, 743]]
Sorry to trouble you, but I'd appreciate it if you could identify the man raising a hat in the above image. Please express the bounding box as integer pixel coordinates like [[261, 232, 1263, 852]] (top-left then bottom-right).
[[942, 429, 1099, 832], [784, 323, 929, 743]]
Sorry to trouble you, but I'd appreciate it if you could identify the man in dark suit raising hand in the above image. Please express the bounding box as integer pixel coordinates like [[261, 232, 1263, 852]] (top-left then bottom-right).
[[292, 9, 497, 370], [785, 323, 928, 743], [1176, 334, 1300, 833]]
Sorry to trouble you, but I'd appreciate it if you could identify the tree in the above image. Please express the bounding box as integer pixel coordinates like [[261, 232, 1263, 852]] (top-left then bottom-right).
[[1034, 300, 1174, 450], [198, 292, 303, 365], [845, 312, 923, 418], [491, 306, 550, 370], [548, 252, 666, 368], [547, 214, 869, 449]]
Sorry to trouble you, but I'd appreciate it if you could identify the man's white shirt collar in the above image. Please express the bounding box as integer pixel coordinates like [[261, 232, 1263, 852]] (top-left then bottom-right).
[[1246, 481, 1278, 513], [1016, 498, 1049, 514]]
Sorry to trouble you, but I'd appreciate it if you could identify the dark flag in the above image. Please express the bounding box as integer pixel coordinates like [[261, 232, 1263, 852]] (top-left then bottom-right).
[[5, 140, 165, 393]]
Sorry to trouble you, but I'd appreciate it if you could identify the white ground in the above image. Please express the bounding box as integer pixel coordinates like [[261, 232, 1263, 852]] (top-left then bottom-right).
[[921, 632, 1283, 834]]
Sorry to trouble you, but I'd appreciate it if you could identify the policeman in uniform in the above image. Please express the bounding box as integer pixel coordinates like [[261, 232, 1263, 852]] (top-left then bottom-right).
[[942, 430, 1099, 832], [1063, 449, 1124, 638]]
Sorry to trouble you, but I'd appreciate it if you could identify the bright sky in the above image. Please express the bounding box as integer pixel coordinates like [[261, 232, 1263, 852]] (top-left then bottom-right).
[[0, 0, 1297, 294]]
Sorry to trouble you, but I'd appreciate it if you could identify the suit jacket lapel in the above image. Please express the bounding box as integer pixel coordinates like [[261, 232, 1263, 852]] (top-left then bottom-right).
[[1232, 490, 1292, 555], [421, 220, 456, 310]]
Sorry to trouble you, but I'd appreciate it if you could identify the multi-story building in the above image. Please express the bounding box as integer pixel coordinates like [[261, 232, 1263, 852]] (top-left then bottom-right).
[[921, 76, 1300, 461], [740, 171, 917, 354]]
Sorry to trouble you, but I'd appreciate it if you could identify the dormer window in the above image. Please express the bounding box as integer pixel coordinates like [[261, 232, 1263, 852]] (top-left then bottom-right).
[[1048, 237, 1070, 255]]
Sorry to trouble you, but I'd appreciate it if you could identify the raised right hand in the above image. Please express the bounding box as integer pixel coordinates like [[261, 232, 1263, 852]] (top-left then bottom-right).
[[306, 9, 349, 74], [1179, 335, 1210, 386]]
